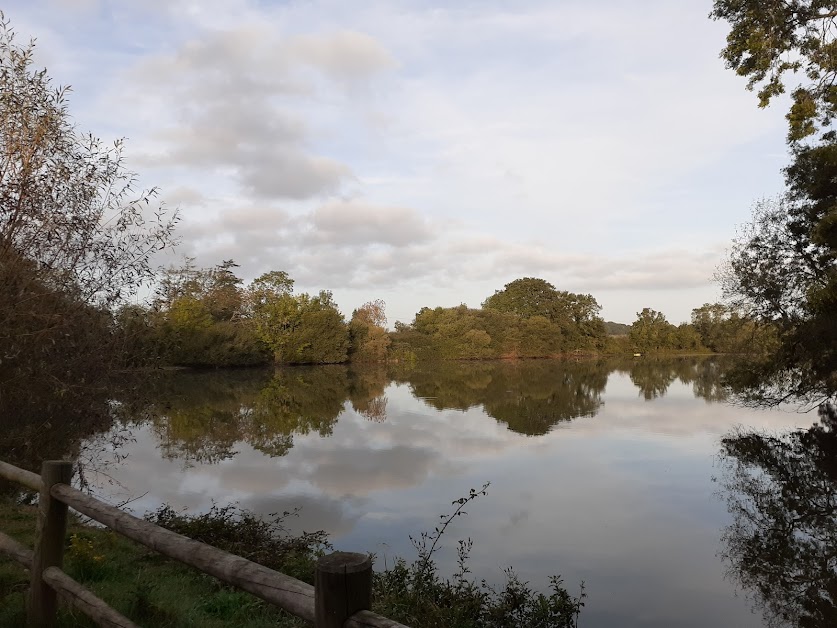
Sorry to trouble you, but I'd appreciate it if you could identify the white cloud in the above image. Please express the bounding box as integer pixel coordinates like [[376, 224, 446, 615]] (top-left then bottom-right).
[[310, 201, 435, 246], [125, 25, 393, 199], [286, 30, 395, 80], [5, 0, 790, 323], [171, 197, 721, 323]]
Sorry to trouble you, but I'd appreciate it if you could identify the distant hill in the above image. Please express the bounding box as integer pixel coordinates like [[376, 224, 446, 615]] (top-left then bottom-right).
[[605, 321, 631, 336]]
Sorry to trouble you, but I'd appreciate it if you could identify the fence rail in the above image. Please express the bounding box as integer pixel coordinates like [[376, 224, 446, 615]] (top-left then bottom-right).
[[0, 459, 409, 628]]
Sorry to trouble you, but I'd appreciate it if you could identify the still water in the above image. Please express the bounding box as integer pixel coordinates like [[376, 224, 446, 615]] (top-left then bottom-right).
[[79, 357, 819, 627]]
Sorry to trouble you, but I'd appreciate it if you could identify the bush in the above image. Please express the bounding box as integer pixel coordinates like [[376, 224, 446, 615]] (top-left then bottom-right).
[[147, 488, 586, 628]]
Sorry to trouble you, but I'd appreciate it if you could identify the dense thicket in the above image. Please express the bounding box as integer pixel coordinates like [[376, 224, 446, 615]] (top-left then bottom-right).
[[0, 17, 177, 430]]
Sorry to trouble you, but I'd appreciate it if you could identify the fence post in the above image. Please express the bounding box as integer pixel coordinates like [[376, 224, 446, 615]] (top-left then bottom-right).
[[28, 460, 73, 628], [315, 551, 372, 628]]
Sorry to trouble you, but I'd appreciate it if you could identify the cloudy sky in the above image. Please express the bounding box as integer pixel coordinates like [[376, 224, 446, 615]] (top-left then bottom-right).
[[9, 0, 790, 323]]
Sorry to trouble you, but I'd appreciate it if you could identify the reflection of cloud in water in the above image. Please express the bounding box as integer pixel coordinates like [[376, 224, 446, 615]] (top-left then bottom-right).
[[300, 444, 448, 496], [240, 492, 363, 539], [78, 358, 823, 628], [215, 458, 292, 494]]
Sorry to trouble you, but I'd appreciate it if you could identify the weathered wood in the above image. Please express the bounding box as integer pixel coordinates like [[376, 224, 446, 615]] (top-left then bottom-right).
[[346, 611, 412, 628], [42, 566, 140, 628], [315, 552, 373, 628], [29, 460, 73, 628], [51, 483, 317, 622], [0, 529, 34, 568], [0, 460, 43, 492]]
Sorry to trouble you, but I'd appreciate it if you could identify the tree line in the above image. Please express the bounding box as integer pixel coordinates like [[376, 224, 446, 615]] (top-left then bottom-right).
[[112, 267, 777, 368], [116, 258, 390, 367]]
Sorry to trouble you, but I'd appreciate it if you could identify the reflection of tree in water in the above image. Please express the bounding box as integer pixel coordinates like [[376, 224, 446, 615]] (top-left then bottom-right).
[[608, 356, 730, 402], [717, 404, 837, 628], [397, 360, 609, 436], [1, 356, 739, 480], [688, 358, 730, 403], [147, 369, 272, 464], [392, 361, 496, 412], [147, 366, 353, 464], [0, 375, 153, 494], [347, 365, 389, 422], [627, 358, 678, 400], [247, 366, 349, 456], [483, 361, 609, 435], [0, 407, 112, 485]]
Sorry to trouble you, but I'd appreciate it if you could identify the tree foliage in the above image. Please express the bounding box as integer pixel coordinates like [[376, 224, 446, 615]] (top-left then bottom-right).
[[390, 277, 610, 361], [482, 277, 607, 348], [142, 262, 351, 366], [249, 283, 348, 364], [713, 1, 837, 405], [711, 0, 837, 143], [628, 308, 673, 352], [690, 302, 776, 354], [0, 16, 177, 307], [0, 15, 178, 425], [349, 300, 391, 362], [624, 308, 709, 353]]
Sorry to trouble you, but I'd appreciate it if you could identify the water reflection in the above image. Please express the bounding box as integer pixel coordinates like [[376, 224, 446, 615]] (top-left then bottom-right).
[[124, 357, 735, 464], [33, 355, 802, 628], [347, 365, 389, 422], [0, 377, 147, 494], [0, 357, 734, 481], [146, 366, 375, 464], [394, 359, 610, 435], [717, 404, 837, 627], [611, 357, 731, 402]]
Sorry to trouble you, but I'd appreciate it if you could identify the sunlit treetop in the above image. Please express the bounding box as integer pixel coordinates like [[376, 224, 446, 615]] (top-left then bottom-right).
[[712, 0, 837, 142]]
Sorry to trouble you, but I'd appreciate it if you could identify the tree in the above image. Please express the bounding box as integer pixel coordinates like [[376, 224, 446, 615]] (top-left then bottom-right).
[[690, 302, 773, 354], [204, 259, 244, 322], [283, 292, 349, 364], [712, 2, 837, 405], [349, 300, 391, 362], [711, 0, 837, 143], [0, 16, 177, 307], [247, 270, 299, 358], [483, 277, 565, 320], [672, 323, 704, 352], [247, 273, 348, 364], [482, 277, 606, 349], [628, 308, 675, 352], [0, 16, 177, 424], [147, 259, 269, 367]]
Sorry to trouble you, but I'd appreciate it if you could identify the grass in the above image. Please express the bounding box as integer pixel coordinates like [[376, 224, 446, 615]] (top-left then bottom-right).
[[0, 498, 306, 627], [0, 491, 585, 628]]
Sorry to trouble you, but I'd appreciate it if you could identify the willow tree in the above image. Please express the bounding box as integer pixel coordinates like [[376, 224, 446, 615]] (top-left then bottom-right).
[[712, 1, 837, 406], [0, 15, 178, 436]]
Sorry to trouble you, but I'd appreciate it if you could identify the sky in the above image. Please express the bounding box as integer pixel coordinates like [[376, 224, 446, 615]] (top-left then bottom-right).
[[7, 0, 792, 324]]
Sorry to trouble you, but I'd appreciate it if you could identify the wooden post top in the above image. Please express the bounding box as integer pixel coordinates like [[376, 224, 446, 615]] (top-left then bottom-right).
[[317, 552, 372, 574]]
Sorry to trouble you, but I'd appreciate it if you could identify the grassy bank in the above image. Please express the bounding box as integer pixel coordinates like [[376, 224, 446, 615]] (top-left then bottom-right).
[[0, 500, 308, 627], [0, 494, 584, 628]]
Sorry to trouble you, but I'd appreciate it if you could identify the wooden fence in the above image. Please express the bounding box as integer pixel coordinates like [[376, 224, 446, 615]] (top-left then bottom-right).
[[0, 459, 409, 628]]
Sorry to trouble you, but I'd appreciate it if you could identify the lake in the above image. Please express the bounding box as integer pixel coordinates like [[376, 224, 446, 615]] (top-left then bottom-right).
[[75, 357, 817, 627]]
